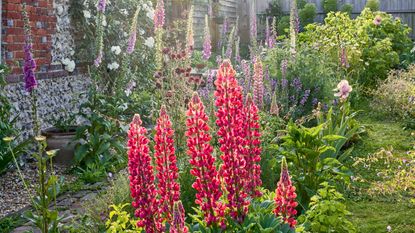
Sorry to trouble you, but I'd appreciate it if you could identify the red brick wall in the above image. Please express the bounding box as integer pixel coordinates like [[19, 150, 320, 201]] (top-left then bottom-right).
[[2, 0, 59, 79]]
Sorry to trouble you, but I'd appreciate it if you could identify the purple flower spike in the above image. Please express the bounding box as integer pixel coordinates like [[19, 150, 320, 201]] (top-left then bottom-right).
[[23, 43, 37, 92], [97, 0, 106, 13], [94, 51, 103, 67], [127, 29, 137, 54]]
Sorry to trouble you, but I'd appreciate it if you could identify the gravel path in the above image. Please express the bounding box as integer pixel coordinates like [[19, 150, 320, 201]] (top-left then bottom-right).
[[0, 163, 75, 218]]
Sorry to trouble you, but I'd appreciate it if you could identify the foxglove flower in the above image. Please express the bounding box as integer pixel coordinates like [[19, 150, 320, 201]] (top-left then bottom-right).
[[281, 59, 288, 80], [334, 80, 353, 100], [225, 27, 235, 59], [154, 0, 165, 30], [266, 17, 276, 48], [154, 106, 181, 223], [22, 5, 37, 92], [235, 36, 241, 64], [186, 6, 195, 53], [170, 201, 188, 233], [97, 0, 106, 13], [94, 51, 103, 67], [186, 93, 224, 226], [128, 114, 162, 232], [215, 60, 249, 223], [241, 60, 251, 96], [274, 157, 298, 228], [203, 15, 212, 60], [127, 7, 140, 54], [253, 57, 264, 109], [270, 93, 280, 116], [373, 15, 382, 26], [242, 94, 262, 197]]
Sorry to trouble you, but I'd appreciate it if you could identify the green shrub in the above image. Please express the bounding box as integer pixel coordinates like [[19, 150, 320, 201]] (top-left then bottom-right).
[[299, 3, 317, 27], [340, 3, 353, 16], [371, 65, 415, 128], [323, 0, 337, 13], [298, 182, 356, 233], [278, 122, 351, 208], [265, 0, 284, 19], [300, 9, 412, 88], [277, 16, 290, 36], [365, 0, 380, 11]]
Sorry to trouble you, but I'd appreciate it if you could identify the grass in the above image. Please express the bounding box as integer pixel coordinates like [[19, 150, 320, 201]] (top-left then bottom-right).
[[346, 100, 415, 232]]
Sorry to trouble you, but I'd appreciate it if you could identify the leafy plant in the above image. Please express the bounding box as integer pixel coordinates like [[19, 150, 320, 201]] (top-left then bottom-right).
[[77, 162, 107, 184], [298, 182, 356, 233], [299, 3, 316, 28], [106, 203, 140, 233], [0, 64, 29, 174], [278, 122, 351, 208], [340, 3, 353, 16], [371, 65, 415, 128], [365, 0, 380, 11], [315, 101, 365, 162], [323, 0, 337, 13]]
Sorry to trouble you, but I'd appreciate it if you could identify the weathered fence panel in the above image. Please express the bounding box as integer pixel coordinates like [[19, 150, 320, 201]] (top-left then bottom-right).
[[255, 0, 415, 38]]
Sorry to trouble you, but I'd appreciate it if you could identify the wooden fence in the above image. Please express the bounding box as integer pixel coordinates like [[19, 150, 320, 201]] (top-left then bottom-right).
[[255, 0, 415, 38]]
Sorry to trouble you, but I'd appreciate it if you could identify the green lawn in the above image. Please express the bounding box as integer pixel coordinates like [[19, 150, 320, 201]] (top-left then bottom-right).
[[346, 102, 415, 232]]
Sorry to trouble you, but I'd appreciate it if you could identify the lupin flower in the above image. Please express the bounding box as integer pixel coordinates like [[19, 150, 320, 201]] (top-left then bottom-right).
[[253, 57, 264, 109], [289, 0, 299, 54], [274, 157, 298, 228], [154, 106, 181, 223], [340, 47, 349, 68], [154, 0, 165, 30], [186, 93, 224, 226], [334, 80, 353, 100], [186, 6, 195, 53], [97, 0, 106, 12], [235, 36, 241, 64], [22, 5, 37, 92], [170, 201, 188, 233], [215, 60, 249, 223], [225, 27, 235, 59], [128, 114, 162, 232], [127, 7, 140, 54], [203, 15, 212, 60], [242, 94, 262, 197], [300, 89, 310, 105], [241, 60, 251, 96]]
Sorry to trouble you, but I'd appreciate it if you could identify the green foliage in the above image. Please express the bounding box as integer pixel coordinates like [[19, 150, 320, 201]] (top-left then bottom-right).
[[300, 9, 412, 88], [371, 65, 415, 128], [265, 0, 284, 20], [323, 0, 337, 13], [299, 182, 356, 233], [299, 3, 316, 28], [23, 140, 63, 233], [0, 214, 26, 233], [315, 101, 365, 162], [263, 45, 338, 119], [0, 64, 28, 174], [74, 91, 127, 169], [77, 163, 107, 184], [365, 0, 380, 11], [278, 122, 351, 208], [106, 203, 140, 233], [277, 16, 290, 36], [340, 4, 353, 16]]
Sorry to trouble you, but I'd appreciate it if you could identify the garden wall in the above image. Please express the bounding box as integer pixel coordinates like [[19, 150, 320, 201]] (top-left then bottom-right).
[[2, 0, 89, 139]]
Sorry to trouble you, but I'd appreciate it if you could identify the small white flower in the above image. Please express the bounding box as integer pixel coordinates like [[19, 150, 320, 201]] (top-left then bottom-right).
[[139, 29, 145, 35], [102, 18, 107, 27], [120, 9, 128, 15], [387, 225, 392, 232], [144, 37, 155, 48], [107, 62, 120, 71], [62, 58, 76, 72], [111, 46, 121, 55], [83, 10, 91, 19], [146, 9, 154, 19]]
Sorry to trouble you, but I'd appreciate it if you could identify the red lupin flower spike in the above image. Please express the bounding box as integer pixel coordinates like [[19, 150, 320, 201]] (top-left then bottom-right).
[[214, 60, 249, 223], [186, 93, 225, 226], [127, 114, 162, 232], [242, 94, 262, 197], [155, 106, 181, 224], [170, 201, 189, 233], [274, 157, 298, 228]]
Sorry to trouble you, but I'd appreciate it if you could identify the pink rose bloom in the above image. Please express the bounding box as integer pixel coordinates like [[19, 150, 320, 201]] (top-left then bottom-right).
[[373, 15, 382, 26], [334, 80, 353, 100]]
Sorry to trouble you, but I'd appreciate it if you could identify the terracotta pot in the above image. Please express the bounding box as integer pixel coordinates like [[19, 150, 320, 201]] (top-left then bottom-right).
[[42, 126, 78, 165]]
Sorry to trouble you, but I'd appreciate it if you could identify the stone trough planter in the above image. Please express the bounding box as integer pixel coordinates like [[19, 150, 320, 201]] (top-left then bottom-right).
[[41, 126, 78, 165]]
